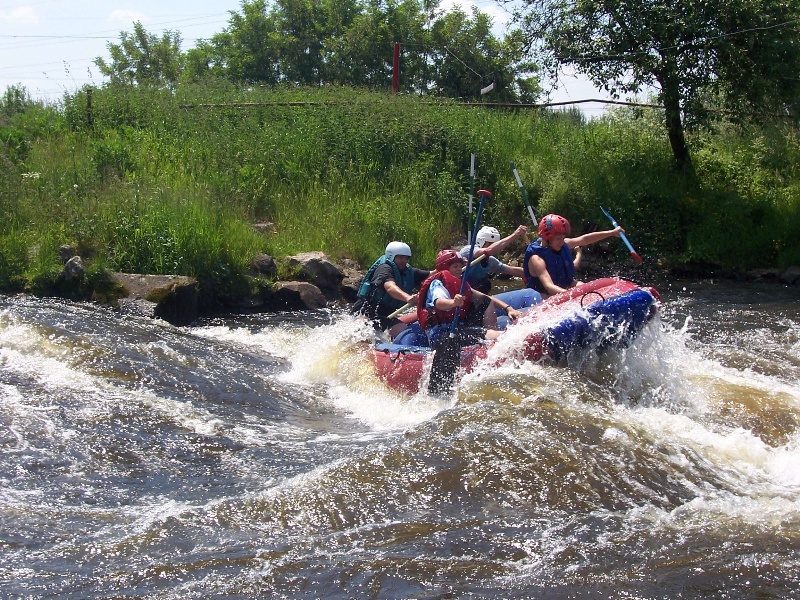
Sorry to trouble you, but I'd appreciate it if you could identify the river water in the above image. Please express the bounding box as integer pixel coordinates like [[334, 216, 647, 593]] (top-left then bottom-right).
[[1, 279, 799, 599]]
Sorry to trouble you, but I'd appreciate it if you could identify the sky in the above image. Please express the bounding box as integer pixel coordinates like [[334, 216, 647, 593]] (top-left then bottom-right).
[[0, 0, 614, 117]]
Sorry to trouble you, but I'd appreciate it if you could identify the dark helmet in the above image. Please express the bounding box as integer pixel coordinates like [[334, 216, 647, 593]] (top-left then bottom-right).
[[435, 249, 465, 271], [538, 214, 571, 242]]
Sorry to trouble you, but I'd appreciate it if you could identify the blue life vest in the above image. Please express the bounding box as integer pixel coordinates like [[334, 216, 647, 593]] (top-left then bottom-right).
[[357, 255, 415, 310], [522, 239, 574, 293]]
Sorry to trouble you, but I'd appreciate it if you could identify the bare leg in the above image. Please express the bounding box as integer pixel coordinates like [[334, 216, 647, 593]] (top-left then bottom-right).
[[482, 301, 498, 329]]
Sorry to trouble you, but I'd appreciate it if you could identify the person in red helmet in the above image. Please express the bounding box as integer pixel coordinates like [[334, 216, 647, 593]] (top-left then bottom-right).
[[522, 214, 624, 298], [417, 249, 522, 348]]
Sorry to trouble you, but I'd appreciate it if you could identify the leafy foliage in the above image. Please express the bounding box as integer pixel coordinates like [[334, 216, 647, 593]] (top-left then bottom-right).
[[3, 82, 800, 306], [506, 0, 800, 168], [94, 22, 184, 87]]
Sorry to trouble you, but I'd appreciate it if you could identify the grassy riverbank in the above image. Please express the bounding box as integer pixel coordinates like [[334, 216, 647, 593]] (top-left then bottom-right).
[[2, 82, 799, 308]]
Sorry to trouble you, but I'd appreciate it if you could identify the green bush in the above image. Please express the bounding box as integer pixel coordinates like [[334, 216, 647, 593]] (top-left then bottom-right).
[[1, 81, 800, 305]]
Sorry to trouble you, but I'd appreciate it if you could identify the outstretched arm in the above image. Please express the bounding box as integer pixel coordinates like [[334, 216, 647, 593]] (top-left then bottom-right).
[[567, 226, 623, 249], [473, 289, 522, 321]]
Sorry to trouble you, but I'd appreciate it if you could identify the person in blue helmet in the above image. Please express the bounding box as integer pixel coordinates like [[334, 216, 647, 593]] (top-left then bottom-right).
[[523, 214, 623, 298], [352, 241, 430, 339]]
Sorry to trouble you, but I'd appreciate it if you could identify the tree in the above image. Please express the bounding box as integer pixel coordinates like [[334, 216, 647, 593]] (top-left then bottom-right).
[[95, 22, 183, 87], [428, 7, 538, 101], [505, 0, 800, 169], [192, 0, 282, 84]]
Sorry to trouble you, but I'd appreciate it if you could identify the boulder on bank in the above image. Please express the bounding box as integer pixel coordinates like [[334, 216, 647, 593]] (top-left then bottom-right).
[[280, 252, 344, 299], [337, 258, 364, 304], [268, 281, 327, 311], [111, 273, 198, 325], [249, 253, 277, 279]]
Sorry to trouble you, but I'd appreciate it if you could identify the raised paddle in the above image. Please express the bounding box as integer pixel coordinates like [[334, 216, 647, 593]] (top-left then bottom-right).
[[428, 189, 492, 395], [600, 206, 643, 264], [511, 160, 538, 226]]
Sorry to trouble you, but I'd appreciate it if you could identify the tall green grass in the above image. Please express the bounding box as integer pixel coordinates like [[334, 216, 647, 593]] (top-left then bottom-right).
[[2, 83, 800, 307]]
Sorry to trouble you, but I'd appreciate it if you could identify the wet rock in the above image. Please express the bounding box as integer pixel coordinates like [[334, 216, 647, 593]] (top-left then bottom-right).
[[111, 273, 198, 325]]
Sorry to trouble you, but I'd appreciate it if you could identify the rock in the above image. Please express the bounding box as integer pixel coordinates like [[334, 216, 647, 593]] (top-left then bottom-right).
[[58, 245, 77, 264], [748, 268, 781, 282], [269, 281, 328, 310], [337, 258, 364, 304], [60, 256, 86, 281], [253, 221, 277, 235], [281, 252, 344, 297], [779, 265, 800, 285], [250, 253, 277, 279], [111, 273, 198, 325]]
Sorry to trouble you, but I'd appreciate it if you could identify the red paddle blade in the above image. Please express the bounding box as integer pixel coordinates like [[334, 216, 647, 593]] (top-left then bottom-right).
[[630, 251, 643, 264]]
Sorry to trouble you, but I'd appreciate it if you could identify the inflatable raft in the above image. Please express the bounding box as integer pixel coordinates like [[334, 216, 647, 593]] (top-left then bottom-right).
[[371, 278, 660, 395]]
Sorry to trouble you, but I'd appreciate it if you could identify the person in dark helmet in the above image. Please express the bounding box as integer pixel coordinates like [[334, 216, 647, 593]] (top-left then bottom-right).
[[523, 214, 623, 298], [352, 241, 430, 339]]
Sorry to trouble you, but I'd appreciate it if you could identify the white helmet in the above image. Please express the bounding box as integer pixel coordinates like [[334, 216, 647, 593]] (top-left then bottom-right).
[[385, 241, 412, 262], [476, 226, 501, 248]]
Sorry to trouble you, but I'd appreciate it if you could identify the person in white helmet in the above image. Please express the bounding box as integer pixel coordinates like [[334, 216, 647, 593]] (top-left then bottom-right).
[[352, 241, 430, 339], [457, 225, 528, 293], [457, 225, 542, 328]]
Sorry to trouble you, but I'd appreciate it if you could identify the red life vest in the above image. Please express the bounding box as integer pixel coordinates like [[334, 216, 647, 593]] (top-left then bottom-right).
[[417, 270, 472, 330]]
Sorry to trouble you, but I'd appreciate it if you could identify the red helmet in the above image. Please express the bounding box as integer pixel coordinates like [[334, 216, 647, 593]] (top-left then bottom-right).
[[435, 249, 465, 271], [538, 214, 571, 241]]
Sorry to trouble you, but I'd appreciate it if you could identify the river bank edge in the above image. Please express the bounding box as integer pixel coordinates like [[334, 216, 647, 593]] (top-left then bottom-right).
[[7, 245, 800, 327]]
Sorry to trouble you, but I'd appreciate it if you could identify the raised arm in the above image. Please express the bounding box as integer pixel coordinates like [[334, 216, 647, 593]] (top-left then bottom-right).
[[482, 225, 528, 257]]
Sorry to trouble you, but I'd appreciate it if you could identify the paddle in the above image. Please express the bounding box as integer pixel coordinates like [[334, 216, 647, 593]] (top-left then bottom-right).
[[600, 206, 643, 264], [511, 160, 538, 226], [428, 189, 492, 395], [467, 154, 476, 242], [386, 301, 414, 320]]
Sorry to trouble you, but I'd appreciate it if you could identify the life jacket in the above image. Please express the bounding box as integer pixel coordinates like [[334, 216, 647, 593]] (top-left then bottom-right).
[[356, 255, 416, 310], [459, 246, 492, 284], [522, 239, 574, 293], [417, 270, 472, 330]]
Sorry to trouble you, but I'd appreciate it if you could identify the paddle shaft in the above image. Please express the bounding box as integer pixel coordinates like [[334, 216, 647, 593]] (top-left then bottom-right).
[[449, 189, 490, 332], [428, 189, 491, 395], [467, 153, 476, 242], [511, 161, 537, 226], [386, 302, 413, 320], [600, 206, 642, 264]]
